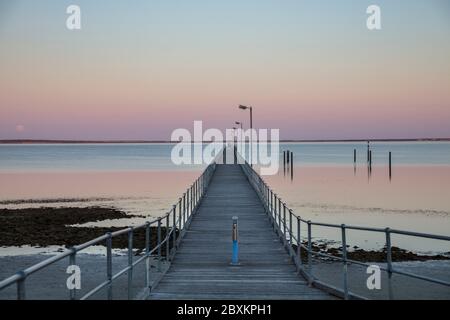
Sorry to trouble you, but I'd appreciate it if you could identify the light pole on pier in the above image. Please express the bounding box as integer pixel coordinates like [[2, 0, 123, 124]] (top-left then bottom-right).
[[239, 105, 253, 166]]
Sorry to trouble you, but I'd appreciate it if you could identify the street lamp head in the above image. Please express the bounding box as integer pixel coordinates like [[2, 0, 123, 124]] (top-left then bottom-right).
[[235, 121, 241, 125], [238, 105, 248, 110]]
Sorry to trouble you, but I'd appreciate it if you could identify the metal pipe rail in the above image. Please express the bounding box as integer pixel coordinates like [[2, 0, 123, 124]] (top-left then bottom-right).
[[240, 160, 450, 300], [0, 162, 217, 300]]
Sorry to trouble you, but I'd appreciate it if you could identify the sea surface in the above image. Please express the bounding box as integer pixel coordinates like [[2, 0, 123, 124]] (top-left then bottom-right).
[[0, 142, 449, 254]]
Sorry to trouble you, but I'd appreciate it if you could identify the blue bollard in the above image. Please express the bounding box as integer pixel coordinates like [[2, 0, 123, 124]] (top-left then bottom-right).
[[231, 216, 239, 265]]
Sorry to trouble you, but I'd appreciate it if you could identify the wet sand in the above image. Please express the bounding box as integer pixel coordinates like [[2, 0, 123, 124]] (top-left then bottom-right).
[[0, 207, 171, 250]]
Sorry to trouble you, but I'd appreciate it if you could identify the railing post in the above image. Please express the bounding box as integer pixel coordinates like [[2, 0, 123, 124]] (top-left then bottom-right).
[[127, 228, 133, 300], [197, 178, 200, 200], [202, 173, 205, 195], [272, 192, 276, 230], [289, 210, 293, 251], [145, 222, 151, 290], [386, 228, 394, 300], [341, 224, 349, 300], [274, 193, 277, 222], [106, 232, 113, 300], [283, 203, 287, 242], [192, 182, 195, 209], [166, 215, 170, 261], [269, 190, 272, 213], [274, 194, 277, 226], [16, 272, 26, 300], [179, 198, 183, 238], [157, 219, 162, 272], [297, 217, 302, 269], [173, 204, 177, 250], [183, 192, 186, 228], [307, 221, 313, 284], [188, 184, 193, 215], [194, 181, 196, 207], [278, 197, 281, 233], [69, 248, 77, 300], [192, 184, 194, 213]]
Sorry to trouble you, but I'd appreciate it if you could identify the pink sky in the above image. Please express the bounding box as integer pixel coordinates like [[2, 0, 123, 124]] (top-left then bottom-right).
[[1, 1, 449, 140]]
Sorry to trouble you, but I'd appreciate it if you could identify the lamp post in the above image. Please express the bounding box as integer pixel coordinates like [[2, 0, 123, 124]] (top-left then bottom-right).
[[239, 105, 253, 166], [235, 122, 243, 161], [232, 127, 238, 164]]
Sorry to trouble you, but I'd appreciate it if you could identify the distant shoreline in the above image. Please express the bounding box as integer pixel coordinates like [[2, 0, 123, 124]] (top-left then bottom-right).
[[0, 138, 449, 144]]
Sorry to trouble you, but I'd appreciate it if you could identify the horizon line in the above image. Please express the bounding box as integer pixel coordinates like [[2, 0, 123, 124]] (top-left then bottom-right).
[[1, 138, 449, 144]]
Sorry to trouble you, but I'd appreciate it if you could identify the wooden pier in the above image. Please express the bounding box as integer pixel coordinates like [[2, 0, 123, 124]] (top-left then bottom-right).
[[149, 165, 333, 300]]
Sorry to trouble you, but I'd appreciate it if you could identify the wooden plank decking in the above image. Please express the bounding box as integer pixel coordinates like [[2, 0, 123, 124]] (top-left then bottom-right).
[[149, 164, 333, 300]]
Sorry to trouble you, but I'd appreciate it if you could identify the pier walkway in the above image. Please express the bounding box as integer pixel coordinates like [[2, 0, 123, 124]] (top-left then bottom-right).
[[149, 165, 333, 299]]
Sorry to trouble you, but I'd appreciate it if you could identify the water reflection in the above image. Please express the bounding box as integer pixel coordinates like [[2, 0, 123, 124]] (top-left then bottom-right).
[[266, 165, 450, 252]]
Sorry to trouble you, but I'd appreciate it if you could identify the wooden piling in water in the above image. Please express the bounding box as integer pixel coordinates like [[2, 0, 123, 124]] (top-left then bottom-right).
[[290, 151, 293, 180], [353, 149, 356, 164], [389, 151, 392, 179], [367, 141, 370, 163]]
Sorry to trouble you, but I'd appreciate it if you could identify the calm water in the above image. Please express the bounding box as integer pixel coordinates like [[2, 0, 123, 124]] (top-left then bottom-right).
[[0, 142, 449, 254], [0, 142, 449, 172]]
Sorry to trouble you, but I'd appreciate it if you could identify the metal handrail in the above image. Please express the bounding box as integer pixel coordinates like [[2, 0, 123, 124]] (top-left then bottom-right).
[[0, 161, 217, 300], [239, 157, 450, 300]]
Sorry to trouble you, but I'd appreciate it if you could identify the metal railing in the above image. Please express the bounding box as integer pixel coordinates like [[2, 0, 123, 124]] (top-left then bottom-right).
[[0, 162, 217, 300], [240, 160, 450, 300]]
